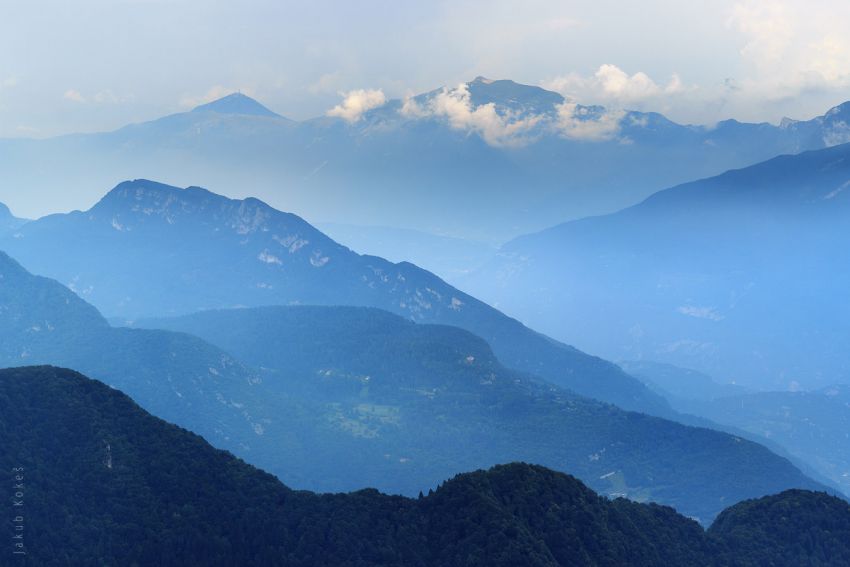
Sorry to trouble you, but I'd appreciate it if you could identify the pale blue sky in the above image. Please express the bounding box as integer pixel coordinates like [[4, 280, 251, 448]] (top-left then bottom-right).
[[2, 0, 850, 137]]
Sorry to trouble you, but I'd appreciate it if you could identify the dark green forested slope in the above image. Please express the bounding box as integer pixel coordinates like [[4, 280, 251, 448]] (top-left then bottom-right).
[[710, 490, 850, 567], [3, 366, 850, 566]]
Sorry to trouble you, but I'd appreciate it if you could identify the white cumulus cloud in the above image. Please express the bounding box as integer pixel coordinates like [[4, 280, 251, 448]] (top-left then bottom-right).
[[327, 89, 387, 122], [554, 102, 624, 141], [728, 0, 850, 100], [63, 89, 86, 103], [403, 83, 543, 147], [543, 64, 686, 108]]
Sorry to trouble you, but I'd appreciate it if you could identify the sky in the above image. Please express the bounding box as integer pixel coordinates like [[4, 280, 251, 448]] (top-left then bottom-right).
[[2, 0, 850, 138]]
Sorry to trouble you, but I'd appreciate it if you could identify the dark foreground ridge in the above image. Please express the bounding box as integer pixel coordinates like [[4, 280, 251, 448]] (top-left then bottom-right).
[[3, 366, 849, 566]]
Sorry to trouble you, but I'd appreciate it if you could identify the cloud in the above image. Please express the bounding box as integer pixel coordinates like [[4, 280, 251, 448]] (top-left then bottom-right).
[[726, 0, 850, 101], [62, 88, 133, 105], [554, 102, 624, 141], [327, 89, 387, 122], [308, 72, 344, 95], [543, 64, 686, 108], [93, 90, 133, 104], [63, 89, 86, 103], [1, 77, 18, 89], [399, 95, 428, 119], [401, 82, 626, 145], [402, 83, 543, 147]]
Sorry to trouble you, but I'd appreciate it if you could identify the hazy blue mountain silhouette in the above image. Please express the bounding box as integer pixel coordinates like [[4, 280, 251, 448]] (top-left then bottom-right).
[[0, 179, 667, 414], [623, 360, 850, 498], [0, 250, 272, 454], [1, 77, 847, 249], [466, 142, 850, 392], [191, 92, 282, 117]]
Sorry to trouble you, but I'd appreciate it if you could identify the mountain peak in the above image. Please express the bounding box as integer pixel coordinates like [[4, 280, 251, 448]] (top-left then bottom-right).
[[93, 179, 224, 218], [0, 201, 14, 219], [824, 100, 850, 119], [464, 76, 564, 113], [88, 180, 315, 240], [190, 92, 280, 118], [0, 201, 26, 232]]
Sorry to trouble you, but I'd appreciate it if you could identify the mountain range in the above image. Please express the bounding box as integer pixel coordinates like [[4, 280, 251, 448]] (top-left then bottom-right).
[[4, 365, 850, 566], [2, 77, 850, 253], [625, 361, 850, 497], [0, 250, 271, 452], [465, 141, 850, 392], [0, 245, 833, 522], [133, 304, 838, 521], [0, 179, 665, 415]]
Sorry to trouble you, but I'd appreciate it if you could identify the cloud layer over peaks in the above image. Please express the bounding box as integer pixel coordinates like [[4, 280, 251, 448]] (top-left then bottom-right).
[[411, 83, 544, 147], [543, 64, 687, 110], [397, 82, 629, 147]]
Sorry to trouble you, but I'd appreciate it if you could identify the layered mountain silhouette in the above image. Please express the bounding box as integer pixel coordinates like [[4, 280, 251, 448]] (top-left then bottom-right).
[[0, 252, 832, 521], [0, 250, 270, 452], [624, 361, 850, 497], [0, 179, 666, 414], [3, 366, 849, 566], [2, 78, 848, 249], [133, 304, 839, 521], [466, 141, 850, 392]]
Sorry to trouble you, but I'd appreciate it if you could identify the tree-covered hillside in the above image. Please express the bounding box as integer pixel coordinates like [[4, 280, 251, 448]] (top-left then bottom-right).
[[3, 366, 849, 566]]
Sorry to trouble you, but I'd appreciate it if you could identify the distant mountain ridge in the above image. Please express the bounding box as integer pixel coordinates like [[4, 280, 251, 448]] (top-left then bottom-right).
[[2, 77, 849, 251], [0, 179, 668, 415], [624, 360, 850, 497], [3, 366, 850, 566], [465, 141, 850, 391], [191, 92, 282, 117]]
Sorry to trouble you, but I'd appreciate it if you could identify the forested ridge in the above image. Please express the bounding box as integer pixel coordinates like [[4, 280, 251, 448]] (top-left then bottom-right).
[[3, 366, 849, 566]]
